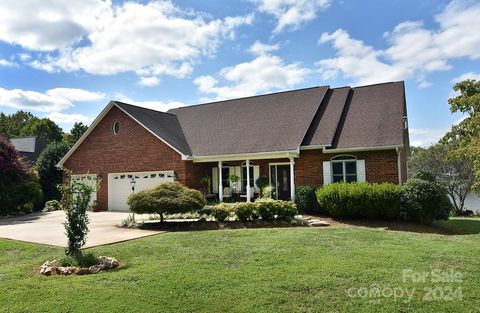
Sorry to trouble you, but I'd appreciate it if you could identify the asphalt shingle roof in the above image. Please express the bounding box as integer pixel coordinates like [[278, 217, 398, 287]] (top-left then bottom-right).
[[111, 81, 406, 157], [169, 87, 329, 156]]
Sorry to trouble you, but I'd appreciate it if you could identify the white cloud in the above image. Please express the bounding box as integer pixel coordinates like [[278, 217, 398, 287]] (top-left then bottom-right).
[[0, 59, 16, 67], [46, 88, 105, 102], [451, 72, 480, 83], [0, 0, 109, 51], [115, 95, 186, 112], [194, 44, 311, 100], [409, 127, 449, 147], [249, 41, 279, 55], [251, 0, 330, 33], [316, 1, 480, 87], [15, 1, 252, 81], [0, 86, 105, 112], [47, 112, 92, 125], [138, 76, 160, 87]]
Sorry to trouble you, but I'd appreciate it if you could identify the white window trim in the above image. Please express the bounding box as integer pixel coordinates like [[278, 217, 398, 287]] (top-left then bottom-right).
[[112, 120, 120, 135], [331, 155, 357, 183]]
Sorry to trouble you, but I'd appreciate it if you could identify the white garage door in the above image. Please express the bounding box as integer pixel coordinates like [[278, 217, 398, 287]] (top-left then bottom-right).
[[108, 170, 175, 211], [71, 174, 98, 210]]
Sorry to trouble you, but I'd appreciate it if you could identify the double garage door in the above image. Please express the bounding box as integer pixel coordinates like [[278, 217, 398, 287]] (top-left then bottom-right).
[[108, 170, 175, 211]]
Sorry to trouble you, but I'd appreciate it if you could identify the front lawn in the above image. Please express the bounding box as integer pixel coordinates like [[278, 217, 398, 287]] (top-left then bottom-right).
[[1, 226, 479, 312]]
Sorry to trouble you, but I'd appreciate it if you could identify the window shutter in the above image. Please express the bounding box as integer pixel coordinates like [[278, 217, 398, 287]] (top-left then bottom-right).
[[357, 160, 366, 182], [212, 167, 218, 193], [323, 161, 332, 185], [253, 165, 260, 192]]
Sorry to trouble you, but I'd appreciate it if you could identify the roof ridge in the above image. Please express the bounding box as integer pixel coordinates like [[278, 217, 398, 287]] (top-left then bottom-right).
[[352, 81, 404, 89], [112, 101, 179, 117], [168, 85, 330, 112]]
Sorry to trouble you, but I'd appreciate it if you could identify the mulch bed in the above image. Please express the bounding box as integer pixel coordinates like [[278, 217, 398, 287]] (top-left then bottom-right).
[[140, 219, 309, 231]]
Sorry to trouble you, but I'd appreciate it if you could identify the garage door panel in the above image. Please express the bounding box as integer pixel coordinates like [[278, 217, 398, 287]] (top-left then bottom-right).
[[108, 170, 174, 211]]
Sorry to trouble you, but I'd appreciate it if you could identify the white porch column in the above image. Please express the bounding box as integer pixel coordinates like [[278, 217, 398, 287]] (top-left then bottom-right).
[[246, 159, 251, 202], [289, 156, 295, 203], [218, 161, 223, 202]]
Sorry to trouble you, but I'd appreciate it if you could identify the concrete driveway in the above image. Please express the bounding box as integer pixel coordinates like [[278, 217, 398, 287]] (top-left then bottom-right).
[[0, 211, 163, 248]]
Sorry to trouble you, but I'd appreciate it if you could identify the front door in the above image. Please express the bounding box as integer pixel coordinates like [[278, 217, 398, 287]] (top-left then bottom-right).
[[270, 165, 291, 200]]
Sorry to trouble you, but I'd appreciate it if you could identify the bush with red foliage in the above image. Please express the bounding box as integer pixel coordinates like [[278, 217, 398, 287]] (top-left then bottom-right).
[[0, 134, 42, 215]]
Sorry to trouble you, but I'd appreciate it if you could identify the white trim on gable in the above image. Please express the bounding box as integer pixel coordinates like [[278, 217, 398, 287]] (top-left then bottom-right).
[[56, 101, 187, 168]]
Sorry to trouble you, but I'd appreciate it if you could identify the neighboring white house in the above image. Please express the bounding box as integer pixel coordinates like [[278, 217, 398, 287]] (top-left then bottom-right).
[[452, 193, 480, 213]]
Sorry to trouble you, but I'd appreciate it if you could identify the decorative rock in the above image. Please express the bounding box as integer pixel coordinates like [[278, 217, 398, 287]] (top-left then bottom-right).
[[309, 219, 330, 227], [40, 256, 119, 276], [40, 266, 53, 276], [56, 266, 75, 275], [75, 267, 90, 275]]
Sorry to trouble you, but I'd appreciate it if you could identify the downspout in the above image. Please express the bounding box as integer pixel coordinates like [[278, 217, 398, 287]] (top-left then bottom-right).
[[396, 148, 402, 184]]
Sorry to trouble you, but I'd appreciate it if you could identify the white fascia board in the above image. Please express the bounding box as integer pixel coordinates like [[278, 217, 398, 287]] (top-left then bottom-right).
[[300, 145, 329, 150], [322, 145, 403, 154], [191, 150, 299, 163]]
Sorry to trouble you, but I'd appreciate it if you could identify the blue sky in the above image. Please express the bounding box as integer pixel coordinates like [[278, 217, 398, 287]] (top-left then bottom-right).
[[0, 0, 479, 146]]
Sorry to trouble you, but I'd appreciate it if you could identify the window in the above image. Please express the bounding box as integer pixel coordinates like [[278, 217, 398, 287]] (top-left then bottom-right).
[[241, 161, 254, 191], [113, 121, 120, 135], [331, 155, 357, 183]]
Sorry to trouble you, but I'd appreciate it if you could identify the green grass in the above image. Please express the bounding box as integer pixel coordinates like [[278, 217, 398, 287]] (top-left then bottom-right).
[[436, 217, 480, 234], [1, 225, 479, 312]]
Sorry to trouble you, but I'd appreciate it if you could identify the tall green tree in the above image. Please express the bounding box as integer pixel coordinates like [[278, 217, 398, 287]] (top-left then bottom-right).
[[64, 122, 88, 146], [20, 118, 63, 145], [0, 111, 39, 138], [443, 79, 480, 190], [36, 141, 70, 202], [409, 143, 475, 213]]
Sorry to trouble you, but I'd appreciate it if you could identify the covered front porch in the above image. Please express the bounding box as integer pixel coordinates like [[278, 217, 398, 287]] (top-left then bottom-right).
[[192, 152, 298, 203]]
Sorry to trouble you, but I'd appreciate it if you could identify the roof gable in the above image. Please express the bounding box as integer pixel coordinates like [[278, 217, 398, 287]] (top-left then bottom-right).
[[113, 102, 191, 155], [330, 81, 406, 149]]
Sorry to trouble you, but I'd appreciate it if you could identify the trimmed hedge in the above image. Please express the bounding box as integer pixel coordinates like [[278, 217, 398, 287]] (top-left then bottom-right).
[[211, 203, 233, 222], [401, 178, 451, 224], [128, 182, 206, 219], [210, 199, 298, 222], [295, 186, 319, 213], [316, 182, 401, 218]]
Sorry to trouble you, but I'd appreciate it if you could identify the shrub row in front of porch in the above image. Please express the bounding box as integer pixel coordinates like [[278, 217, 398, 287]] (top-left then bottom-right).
[[208, 199, 297, 222]]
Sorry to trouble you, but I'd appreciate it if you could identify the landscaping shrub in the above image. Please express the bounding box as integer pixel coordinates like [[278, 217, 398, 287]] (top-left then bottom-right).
[[211, 203, 232, 222], [128, 182, 206, 222], [254, 198, 298, 221], [234, 202, 257, 221], [255, 176, 269, 192], [401, 178, 452, 224], [295, 186, 318, 213], [43, 199, 61, 212], [60, 252, 99, 267], [0, 134, 42, 215], [60, 180, 95, 257], [316, 182, 401, 218], [275, 201, 297, 221]]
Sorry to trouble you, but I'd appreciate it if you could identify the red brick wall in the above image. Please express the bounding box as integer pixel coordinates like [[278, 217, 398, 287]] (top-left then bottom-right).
[[64, 106, 192, 211], [295, 149, 400, 188]]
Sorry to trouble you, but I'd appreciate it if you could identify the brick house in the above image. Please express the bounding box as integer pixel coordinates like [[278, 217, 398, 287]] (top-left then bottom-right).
[[57, 81, 410, 211]]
